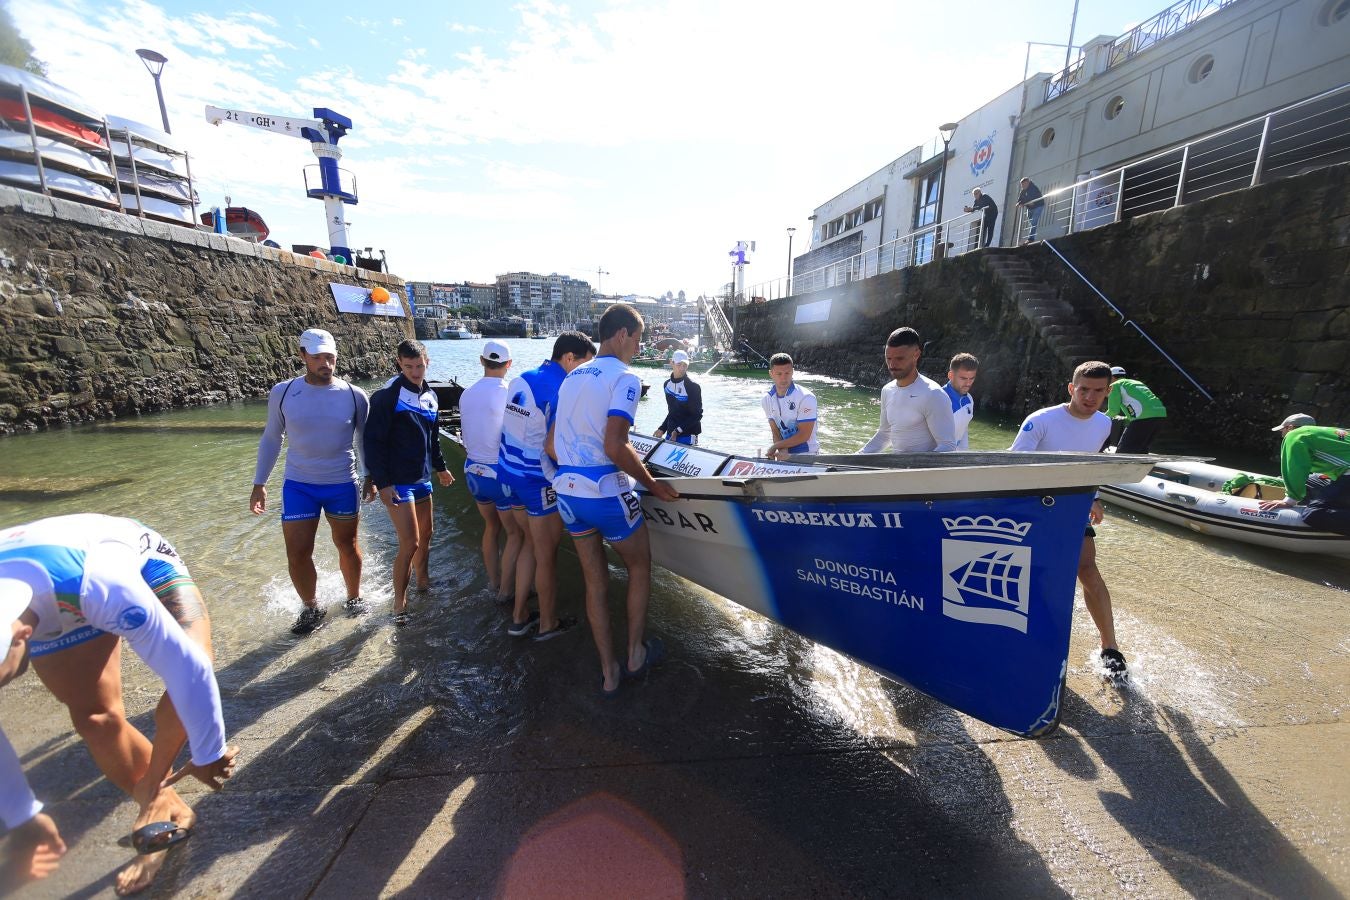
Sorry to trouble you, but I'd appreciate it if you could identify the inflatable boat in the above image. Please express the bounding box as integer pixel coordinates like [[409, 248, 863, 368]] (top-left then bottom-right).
[[1100, 460, 1350, 557]]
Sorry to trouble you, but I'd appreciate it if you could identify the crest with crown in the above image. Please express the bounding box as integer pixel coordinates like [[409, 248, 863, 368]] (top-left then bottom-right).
[[941, 515, 1033, 543]]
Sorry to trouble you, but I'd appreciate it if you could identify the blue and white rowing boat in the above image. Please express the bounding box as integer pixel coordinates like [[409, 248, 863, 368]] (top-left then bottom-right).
[[630, 437, 1155, 737]]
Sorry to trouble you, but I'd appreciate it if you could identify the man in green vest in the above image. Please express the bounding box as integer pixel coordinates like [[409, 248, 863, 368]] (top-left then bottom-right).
[[1107, 366, 1167, 453], [1259, 414, 1350, 536]]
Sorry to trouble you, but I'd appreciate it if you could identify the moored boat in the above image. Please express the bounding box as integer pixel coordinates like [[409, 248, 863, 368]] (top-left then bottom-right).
[[1100, 459, 1350, 556], [439, 322, 477, 340]]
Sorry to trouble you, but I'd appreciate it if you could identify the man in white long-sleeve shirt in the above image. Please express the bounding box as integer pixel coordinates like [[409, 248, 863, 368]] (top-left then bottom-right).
[[859, 327, 956, 453], [0, 515, 237, 895], [250, 329, 376, 634]]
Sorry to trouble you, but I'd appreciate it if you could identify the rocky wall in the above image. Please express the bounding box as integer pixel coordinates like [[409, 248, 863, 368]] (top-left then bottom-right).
[[735, 163, 1350, 453], [0, 186, 412, 433]]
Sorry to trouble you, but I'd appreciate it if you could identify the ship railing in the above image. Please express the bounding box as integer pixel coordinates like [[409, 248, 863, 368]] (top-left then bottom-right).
[[1013, 82, 1350, 244]]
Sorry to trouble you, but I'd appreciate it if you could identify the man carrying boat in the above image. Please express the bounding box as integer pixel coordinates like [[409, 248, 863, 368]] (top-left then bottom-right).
[[459, 341, 525, 604], [652, 350, 703, 446], [942, 352, 979, 450], [251, 329, 375, 635], [858, 327, 956, 453], [0, 515, 238, 895], [547, 304, 680, 695], [1260, 414, 1350, 536], [1106, 366, 1167, 453], [1010, 361, 1128, 679], [762, 353, 819, 460], [498, 332, 596, 639]]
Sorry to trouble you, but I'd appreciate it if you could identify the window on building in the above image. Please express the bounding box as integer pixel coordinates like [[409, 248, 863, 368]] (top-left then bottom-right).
[[847, 208, 863, 229], [1040, 127, 1056, 148], [1187, 54, 1215, 83], [1104, 95, 1126, 120], [914, 172, 940, 228], [1319, 0, 1349, 24], [864, 198, 883, 222]]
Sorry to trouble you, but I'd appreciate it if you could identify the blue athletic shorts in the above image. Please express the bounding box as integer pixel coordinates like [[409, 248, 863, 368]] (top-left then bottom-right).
[[391, 480, 434, 505], [464, 462, 513, 511], [673, 433, 697, 446], [30, 530, 195, 658], [556, 491, 644, 542], [282, 479, 360, 521], [503, 472, 558, 516]]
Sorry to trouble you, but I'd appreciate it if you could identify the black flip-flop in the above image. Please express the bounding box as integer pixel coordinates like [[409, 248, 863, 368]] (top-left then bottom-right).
[[131, 821, 192, 855], [624, 636, 666, 679]]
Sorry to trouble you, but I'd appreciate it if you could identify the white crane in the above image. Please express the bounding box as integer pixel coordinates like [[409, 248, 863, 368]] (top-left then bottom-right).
[[204, 104, 358, 261]]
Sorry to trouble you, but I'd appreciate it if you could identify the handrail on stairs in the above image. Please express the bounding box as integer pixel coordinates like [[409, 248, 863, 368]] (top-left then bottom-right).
[[1041, 241, 1213, 402]]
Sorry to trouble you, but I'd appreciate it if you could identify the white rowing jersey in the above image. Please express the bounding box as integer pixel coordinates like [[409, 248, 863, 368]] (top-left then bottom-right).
[[1010, 404, 1111, 452], [459, 374, 509, 474], [0, 515, 229, 829], [860, 374, 956, 453], [761, 383, 820, 455], [943, 382, 975, 450], [553, 355, 642, 498]]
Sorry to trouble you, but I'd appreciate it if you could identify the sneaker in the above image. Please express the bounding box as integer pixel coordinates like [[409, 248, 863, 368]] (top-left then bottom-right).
[[1101, 648, 1128, 681], [344, 596, 369, 616], [506, 611, 540, 637], [533, 616, 578, 642], [290, 605, 326, 635]]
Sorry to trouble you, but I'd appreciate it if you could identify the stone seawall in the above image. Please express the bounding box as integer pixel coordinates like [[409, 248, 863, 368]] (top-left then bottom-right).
[[736, 163, 1349, 452], [0, 186, 412, 434]]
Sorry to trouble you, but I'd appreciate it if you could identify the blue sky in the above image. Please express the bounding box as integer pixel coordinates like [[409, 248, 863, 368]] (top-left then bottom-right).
[[14, 0, 1167, 297]]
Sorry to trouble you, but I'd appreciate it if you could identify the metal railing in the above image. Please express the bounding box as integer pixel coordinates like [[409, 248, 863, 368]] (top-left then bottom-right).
[[1014, 82, 1350, 244], [1042, 0, 1241, 104], [748, 209, 986, 301], [1042, 241, 1213, 401]]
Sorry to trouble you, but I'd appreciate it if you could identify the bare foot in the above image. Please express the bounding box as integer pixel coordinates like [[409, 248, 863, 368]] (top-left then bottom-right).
[[1, 813, 67, 888], [116, 790, 195, 896]]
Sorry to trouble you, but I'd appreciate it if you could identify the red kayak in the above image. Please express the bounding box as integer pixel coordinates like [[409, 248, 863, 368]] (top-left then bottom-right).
[[0, 97, 105, 148]]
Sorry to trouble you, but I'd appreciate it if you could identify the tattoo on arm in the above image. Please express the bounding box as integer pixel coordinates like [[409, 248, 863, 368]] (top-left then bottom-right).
[[160, 587, 209, 629]]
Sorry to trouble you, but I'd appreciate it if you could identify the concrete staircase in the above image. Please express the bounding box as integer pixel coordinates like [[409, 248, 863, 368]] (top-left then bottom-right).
[[982, 248, 1106, 368]]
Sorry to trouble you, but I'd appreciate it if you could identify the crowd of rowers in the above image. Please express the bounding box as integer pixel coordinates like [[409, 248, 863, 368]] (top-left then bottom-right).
[[2, 303, 1346, 893]]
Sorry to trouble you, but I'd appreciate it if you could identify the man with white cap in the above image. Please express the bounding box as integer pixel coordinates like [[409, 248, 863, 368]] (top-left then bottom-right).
[[1260, 414, 1350, 535], [459, 340, 525, 602], [0, 515, 237, 895], [251, 328, 375, 635], [652, 349, 703, 446], [1106, 366, 1167, 453]]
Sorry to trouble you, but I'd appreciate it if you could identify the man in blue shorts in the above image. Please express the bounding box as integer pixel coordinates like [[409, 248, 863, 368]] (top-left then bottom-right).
[[498, 332, 596, 639], [652, 350, 703, 446], [364, 339, 455, 625], [459, 340, 525, 603], [548, 305, 680, 695], [252, 328, 375, 635], [762, 353, 820, 459], [1, 515, 238, 895]]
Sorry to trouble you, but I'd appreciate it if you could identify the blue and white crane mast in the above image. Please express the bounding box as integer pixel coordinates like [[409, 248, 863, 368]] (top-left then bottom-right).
[[204, 104, 358, 262]]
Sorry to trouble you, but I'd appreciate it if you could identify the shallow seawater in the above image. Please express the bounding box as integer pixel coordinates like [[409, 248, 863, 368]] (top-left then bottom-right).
[[0, 339, 1345, 737]]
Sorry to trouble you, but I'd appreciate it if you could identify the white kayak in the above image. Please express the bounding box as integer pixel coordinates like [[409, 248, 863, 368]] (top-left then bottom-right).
[[1100, 460, 1350, 557]]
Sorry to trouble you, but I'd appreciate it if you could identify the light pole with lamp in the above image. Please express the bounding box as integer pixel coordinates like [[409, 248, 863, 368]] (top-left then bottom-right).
[[785, 226, 796, 297], [135, 49, 171, 134], [934, 122, 959, 260]]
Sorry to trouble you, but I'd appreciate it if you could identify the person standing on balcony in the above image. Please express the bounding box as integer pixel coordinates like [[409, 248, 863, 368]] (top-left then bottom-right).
[[1017, 177, 1045, 243], [963, 188, 998, 248]]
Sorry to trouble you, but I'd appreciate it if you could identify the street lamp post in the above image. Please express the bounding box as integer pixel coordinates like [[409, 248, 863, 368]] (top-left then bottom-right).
[[935, 122, 959, 260], [135, 49, 171, 134], [785, 226, 796, 297]]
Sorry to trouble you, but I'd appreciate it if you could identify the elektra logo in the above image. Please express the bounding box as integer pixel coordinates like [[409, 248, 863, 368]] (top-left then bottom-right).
[[663, 446, 704, 475], [940, 515, 1032, 633]]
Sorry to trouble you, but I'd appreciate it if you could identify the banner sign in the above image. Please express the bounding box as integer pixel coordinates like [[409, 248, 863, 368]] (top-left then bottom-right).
[[330, 282, 406, 318], [794, 298, 832, 325]]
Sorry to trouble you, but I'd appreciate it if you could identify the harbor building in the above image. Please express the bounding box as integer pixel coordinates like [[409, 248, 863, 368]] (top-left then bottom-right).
[[495, 272, 592, 317]]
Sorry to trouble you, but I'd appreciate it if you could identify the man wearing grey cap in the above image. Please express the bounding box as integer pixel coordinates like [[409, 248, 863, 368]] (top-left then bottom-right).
[[1260, 414, 1350, 535], [652, 349, 703, 446], [251, 328, 375, 635]]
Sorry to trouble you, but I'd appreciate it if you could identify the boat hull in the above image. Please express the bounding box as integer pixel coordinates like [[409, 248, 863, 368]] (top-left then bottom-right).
[[1101, 462, 1350, 556], [628, 439, 1157, 736]]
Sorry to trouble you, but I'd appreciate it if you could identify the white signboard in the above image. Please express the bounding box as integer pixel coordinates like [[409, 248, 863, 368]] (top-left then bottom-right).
[[330, 282, 405, 317], [794, 298, 833, 325], [721, 457, 825, 477], [629, 433, 659, 460], [647, 443, 728, 477]]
